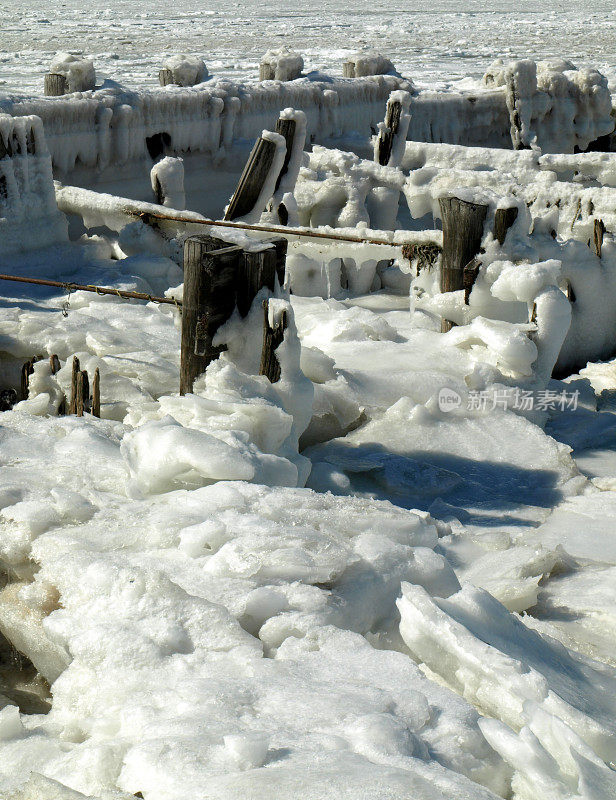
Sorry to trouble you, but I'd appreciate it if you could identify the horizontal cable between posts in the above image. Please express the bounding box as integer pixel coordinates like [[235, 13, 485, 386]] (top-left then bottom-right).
[[131, 210, 438, 249], [0, 274, 181, 306]]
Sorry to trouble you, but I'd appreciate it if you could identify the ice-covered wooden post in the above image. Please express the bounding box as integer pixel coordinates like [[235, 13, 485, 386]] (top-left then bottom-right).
[[224, 137, 279, 221], [158, 68, 174, 87], [592, 218, 605, 258], [494, 206, 518, 245], [158, 56, 208, 87], [180, 236, 243, 394], [236, 247, 278, 318], [439, 195, 488, 332], [259, 48, 303, 82], [260, 300, 287, 383], [343, 61, 356, 78], [76, 370, 89, 417], [92, 368, 101, 418], [376, 98, 402, 166], [69, 356, 80, 414], [44, 73, 67, 96]]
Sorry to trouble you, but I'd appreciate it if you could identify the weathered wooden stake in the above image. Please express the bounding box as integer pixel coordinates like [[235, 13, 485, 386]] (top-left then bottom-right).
[[76, 370, 89, 417], [271, 238, 288, 288], [25, 127, 36, 155], [20, 357, 38, 401], [92, 368, 101, 418], [259, 63, 275, 81], [69, 356, 80, 414], [158, 68, 174, 87], [343, 61, 355, 78], [180, 237, 243, 394], [49, 354, 61, 375], [224, 137, 279, 221], [494, 206, 519, 245], [260, 300, 287, 383], [439, 196, 488, 331], [44, 73, 68, 96], [237, 248, 277, 318], [592, 218, 605, 258], [376, 98, 402, 166], [505, 72, 529, 151], [274, 117, 297, 192]]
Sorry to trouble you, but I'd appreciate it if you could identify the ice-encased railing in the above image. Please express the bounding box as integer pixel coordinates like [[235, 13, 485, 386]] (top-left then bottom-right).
[[0, 76, 411, 175]]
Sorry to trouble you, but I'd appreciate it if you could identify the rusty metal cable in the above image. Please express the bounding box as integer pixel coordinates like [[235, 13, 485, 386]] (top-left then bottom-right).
[[0, 274, 181, 306], [132, 210, 438, 249]]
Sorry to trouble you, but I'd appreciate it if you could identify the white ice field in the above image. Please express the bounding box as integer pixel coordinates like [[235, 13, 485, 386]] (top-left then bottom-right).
[[1, 3, 616, 800]]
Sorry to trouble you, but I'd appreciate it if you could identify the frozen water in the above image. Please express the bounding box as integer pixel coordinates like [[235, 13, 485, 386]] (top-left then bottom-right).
[[2, 1, 616, 96]]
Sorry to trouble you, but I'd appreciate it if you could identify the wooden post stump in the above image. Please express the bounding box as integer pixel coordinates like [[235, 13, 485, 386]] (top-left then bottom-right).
[[494, 206, 519, 245], [343, 62, 355, 78], [376, 98, 403, 166], [592, 218, 605, 258], [274, 117, 297, 192], [237, 248, 277, 318], [224, 137, 279, 221], [438, 196, 488, 331], [20, 357, 38, 401], [159, 68, 174, 87], [76, 370, 89, 417], [92, 368, 101, 417], [260, 300, 287, 383], [49, 354, 60, 375], [259, 63, 275, 81], [69, 356, 80, 414], [180, 237, 243, 394], [44, 73, 68, 96]]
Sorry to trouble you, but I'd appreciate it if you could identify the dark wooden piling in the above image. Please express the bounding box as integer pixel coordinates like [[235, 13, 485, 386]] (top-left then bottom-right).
[[259, 63, 276, 81], [69, 356, 80, 414], [224, 137, 279, 221], [439, 196, 488, 331], [259, 300, 287, 383], [158, 68, 174, 87], [76, 370, 89, 417], [180, 237, 243, 394], [49, 354, 61, 375], [592, 218, 605, 258], [376, 97, 403, 166], [92, 368, 101, 417], [20, 357, 38, 401], [494, 206, 519, 245], [271, 238, 288, 288], [274, 118, 297, 193], [44, 73, 68, 96], [237, 248, 277, 318], [25, 127, 36, 155], [505, 72, 529, 151], [153, 177, 164, 206]]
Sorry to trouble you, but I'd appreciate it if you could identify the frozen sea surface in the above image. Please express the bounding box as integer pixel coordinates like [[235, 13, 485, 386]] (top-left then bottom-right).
[[2, 0, 616, 96]]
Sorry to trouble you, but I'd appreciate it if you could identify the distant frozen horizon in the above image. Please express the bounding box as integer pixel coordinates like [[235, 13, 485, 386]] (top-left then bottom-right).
[[2, 0, 616, 96]]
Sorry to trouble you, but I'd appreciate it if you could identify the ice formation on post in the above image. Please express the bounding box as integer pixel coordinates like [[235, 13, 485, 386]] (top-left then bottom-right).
[[347, 52, 396, 78], [260, 48, 304, 82], [150, 156, 186, 209], [48, 53, 96, 93], [161, 54, 208, 87], [483, 58, 614, 153], [0, 114, 68, 256]]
